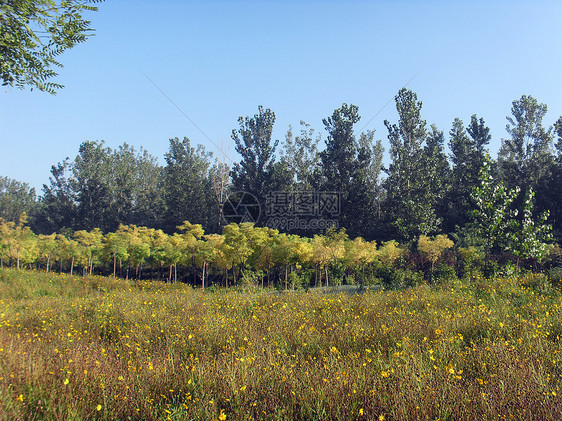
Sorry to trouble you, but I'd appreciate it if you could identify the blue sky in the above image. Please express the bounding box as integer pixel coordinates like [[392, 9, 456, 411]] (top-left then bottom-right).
[[2, 0, 561, 192]]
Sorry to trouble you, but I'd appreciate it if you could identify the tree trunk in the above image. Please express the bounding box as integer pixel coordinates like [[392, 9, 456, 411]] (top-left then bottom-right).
[[113, 254, 117, 278], [202, 262, 206, 290], [70, 257, 74, 276], [315, 265, 319, 287]]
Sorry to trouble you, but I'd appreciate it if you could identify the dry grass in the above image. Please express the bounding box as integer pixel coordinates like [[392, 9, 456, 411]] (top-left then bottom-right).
[[1, 268, 562, 420]]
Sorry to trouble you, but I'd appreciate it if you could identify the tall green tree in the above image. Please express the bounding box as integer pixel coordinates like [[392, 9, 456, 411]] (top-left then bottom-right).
[[507, 188, 553, 267], [0, 176, 37, 224], [208, 158, 230, 233], [359, 130, 384, 223], [38, 141, 164, 233], [498, 95, 554, 200], [321, 103, 361, 193], [163, 137, 213, 233], [445, 115, 491, 232], [1, 0, 102, 93], [281, 120, 322, 191], [550, 116, 562, 239], [467, 114, 492, 152], [424, 124, 451, 229], [320, 104, 377, 238], [35, 158, 76, 234], [555, 117, 562, 157], [73, 140, 113, 231], [467, 155, 519, 255], [230, 106, 291, 213], [499, 96, 558, 244], [110, 143, 163, 228], [382, 88, 441, 242]]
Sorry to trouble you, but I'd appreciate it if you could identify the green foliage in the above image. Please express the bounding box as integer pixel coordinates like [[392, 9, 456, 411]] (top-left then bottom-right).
[[458, 246, 484, 279], [444, 116, 490, 232], [432, 263, 458, 284], [0, 176, 37, 223], [1, 0, 102, 93], [506, 187, 553, 264], [548, 266, 562, 286], [320, 104, 380, 238], [34, 158, 76, 233], [498, 95, 554, 192], [468, 154, 519, 253], [36, 141, 164, 234], [287, 269, 307, 290], [0, 213, 37, 269], [4, 90, 562, 281], [163, 138, 212, 233], [231, 106, 282, 206], [281, 120, 322, 191], [375, 264, 424, 290], [383, 88, 443, 241]]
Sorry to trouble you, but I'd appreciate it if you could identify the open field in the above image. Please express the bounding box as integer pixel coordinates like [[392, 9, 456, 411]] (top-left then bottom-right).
[[1, 269, 562, 420]]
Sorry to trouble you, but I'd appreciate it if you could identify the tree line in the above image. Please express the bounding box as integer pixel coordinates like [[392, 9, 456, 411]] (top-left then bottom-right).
[[2, 89, 561, 247], [0, 214, 556, 289]]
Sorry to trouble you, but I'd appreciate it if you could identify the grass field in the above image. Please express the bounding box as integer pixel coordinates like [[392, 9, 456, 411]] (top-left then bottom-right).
[[1, 268, 562, 420]]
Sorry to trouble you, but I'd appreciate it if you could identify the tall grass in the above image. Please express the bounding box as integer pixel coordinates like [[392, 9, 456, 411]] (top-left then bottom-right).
[[1, 268, 562, 420]]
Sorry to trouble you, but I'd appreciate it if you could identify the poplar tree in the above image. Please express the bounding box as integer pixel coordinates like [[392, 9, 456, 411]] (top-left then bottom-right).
[[498, 95, 554, 195], [231, 106, 280, 204], [445, 115, 490, 232], [163, 137, 212, 233], [382, 88, 441, 242], [320, 104, 377, 238], [468, 155, 519, 254]]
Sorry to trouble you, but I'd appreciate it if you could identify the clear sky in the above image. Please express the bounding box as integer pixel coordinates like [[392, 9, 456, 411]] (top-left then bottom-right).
[[2, 0, 561, 192]]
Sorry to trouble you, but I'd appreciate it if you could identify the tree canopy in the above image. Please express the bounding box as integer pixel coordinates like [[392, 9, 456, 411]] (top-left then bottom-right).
[[2, 90, 560, 259]]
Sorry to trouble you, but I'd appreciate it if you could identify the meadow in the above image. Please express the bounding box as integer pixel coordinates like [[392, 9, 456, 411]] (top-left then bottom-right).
[[1, 268, 562, 420]]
